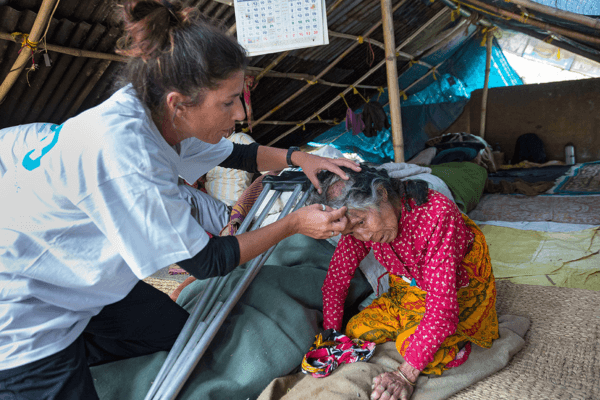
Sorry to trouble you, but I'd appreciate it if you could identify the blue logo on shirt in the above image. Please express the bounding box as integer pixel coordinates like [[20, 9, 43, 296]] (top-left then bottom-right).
[[22, 123, 64, 171]]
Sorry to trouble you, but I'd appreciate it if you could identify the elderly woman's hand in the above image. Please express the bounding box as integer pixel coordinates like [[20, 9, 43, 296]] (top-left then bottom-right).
[[291, 152, 361, 194], [371, 371, 414, 400], [371, 363, 418, 400], [290, 204, 349, 239]]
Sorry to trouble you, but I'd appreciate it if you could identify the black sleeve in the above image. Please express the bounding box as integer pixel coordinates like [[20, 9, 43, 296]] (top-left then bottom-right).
[[177, 236, 241, 280], [218, 142, 260, 173]]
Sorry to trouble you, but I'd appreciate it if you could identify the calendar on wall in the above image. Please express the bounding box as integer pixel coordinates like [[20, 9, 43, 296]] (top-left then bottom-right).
[[234, 0, 329, 56]]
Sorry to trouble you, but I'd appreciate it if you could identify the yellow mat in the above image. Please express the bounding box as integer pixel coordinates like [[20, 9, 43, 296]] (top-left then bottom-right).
[[481, 225, 600, 291]]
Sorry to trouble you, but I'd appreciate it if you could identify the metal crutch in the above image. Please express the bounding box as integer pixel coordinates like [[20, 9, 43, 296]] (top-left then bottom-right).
[[146, 171, 312, 400]]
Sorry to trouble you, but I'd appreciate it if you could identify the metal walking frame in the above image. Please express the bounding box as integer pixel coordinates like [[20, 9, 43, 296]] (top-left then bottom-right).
[[145, 171, 313, 400]]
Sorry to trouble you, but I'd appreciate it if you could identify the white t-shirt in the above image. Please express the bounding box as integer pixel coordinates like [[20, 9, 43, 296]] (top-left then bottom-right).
[[0, 86, 233, 369]]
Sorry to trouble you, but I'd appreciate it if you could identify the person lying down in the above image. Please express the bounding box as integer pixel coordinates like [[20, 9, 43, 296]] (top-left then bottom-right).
[[307, 164, 499, 400]]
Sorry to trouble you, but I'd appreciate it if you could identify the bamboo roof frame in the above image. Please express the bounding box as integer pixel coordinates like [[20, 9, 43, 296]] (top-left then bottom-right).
[[504, 0, 600, 31], [0, 0, 58, 104], [0, 32, 129, 62], [253, 0, 412, 127], [266, 7, 453, 146], [454, 0, 600, 45], [1, 0, 595, 147]]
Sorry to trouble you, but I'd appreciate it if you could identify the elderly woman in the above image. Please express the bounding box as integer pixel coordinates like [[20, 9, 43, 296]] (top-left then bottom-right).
[[309, 164, 498, 400]]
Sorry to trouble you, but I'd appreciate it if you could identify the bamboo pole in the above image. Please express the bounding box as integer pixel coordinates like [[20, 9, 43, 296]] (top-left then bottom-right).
[[253, 51, 291, 85], [0, 0, 58, 104], [265, 7, 449, 146], [479, 32, 492, 139], [245, 66, 379, 88], [380, 0, 404, 163], [236, 119, 338, 125], [460, 0, 600, 45], [506, 0, 600, 31], [327, 30, 434, 69], [328, 30, 385, 49], [0, 32, 129, 62], [226, 22, 237, 36], [438, 0, 493, 27], [254, 0, 411, 128]]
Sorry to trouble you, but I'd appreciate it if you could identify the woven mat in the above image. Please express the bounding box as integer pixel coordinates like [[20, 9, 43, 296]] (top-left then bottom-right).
[[142, 277, 180, 296], [468, 193, 600, 224], [450, 281, 600, 399], [549, 162, 600, 195]]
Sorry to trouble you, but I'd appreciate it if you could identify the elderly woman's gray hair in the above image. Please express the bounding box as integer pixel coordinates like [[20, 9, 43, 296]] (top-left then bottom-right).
[[307, 163, 429, 212]]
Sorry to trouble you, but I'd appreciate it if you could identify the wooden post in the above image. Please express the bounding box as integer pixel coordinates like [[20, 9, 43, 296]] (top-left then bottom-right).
[[0, 0, 57, 104], [480, 32, 492, 139], [380, 0, 404, 162]]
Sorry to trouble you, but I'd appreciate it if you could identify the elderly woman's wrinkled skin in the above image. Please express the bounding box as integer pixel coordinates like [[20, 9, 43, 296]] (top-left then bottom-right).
[[329, 183, 420, 399]]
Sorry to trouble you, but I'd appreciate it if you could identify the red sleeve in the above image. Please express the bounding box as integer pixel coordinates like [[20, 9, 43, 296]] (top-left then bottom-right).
[[403, 196, 473, 371], [322, 235, 370, 331]]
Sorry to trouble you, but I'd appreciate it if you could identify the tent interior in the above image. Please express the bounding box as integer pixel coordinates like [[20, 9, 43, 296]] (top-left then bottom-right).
[[1, 0, 599, 399]]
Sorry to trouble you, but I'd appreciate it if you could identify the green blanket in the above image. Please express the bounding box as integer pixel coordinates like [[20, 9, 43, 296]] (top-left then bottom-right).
[[429, 162, 487, 213], [91, 234, 371, 400]]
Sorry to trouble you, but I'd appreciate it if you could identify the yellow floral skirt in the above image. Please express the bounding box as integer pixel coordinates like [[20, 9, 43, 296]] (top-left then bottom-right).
[[345, 215, 499, 375]]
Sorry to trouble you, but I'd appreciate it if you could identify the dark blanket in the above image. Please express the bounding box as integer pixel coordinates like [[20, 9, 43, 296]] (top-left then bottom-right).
[[91, 234, 372, 400], [487, 165, 571, 184]]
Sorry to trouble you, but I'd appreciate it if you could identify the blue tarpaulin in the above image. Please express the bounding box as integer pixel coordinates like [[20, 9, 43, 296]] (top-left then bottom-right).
[[309, 34, 523, 163]]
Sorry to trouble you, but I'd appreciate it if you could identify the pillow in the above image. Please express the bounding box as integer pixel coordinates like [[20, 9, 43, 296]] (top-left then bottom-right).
[[204, 132, 255, 206]]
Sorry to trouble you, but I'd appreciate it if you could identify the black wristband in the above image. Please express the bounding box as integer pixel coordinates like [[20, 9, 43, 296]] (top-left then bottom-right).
[[286, 146, 301, 168]]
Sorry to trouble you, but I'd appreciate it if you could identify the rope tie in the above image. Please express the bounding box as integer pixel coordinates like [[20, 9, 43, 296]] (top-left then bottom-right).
[[520, 11, 530, 23], [408, 59, 416, 68], [306, 79, 318, 85], [377, 86, 385, 101], [11, 32, 39, 52], [316, 114, 323, 121], [351, 86, 369, 103], [480, 26, 497, 47], [357, 36, 364, 44], [451, 4, 461, 22], [399, 90, 408, 101], [296, 123, 306, 131], [543, 36, 560, 59], [339, 93, 350, 109], [242, 127, 250, 133], [431, 66, 438, 80]]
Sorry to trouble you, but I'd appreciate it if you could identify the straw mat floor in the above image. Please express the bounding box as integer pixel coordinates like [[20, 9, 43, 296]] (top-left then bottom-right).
[[142, 277, 180, 296], [468, 194, 600, 224], [450, 281, 600, 400]]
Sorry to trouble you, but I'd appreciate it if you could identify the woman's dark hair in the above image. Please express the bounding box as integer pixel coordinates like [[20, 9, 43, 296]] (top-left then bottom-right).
[[307, 163, 429, 212], [115, 0, 248, 115]]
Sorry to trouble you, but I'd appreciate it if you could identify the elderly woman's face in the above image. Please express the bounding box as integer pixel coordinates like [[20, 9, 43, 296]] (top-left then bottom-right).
[[341, 200, 400, 243]]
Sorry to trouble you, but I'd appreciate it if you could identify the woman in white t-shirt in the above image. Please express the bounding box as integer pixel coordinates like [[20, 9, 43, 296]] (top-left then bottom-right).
[[0, 1, 359, 399]]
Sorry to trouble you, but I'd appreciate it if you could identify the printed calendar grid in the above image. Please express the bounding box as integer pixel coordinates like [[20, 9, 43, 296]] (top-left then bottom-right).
[[234, 0, 328, 56]]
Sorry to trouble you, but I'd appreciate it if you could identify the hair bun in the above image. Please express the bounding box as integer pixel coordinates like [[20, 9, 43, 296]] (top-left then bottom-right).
[[116, 0, 197, 60]]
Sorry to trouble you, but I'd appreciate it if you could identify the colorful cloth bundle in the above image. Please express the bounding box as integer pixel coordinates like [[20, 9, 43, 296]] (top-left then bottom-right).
[[301, 329, 375, 378], [219, 173, 270, 237]]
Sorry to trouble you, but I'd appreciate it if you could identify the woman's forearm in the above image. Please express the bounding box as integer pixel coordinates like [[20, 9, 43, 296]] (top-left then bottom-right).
[[235, 213, 298, 265], [255, 146, 290, 172], [398, 361, 421, 383]]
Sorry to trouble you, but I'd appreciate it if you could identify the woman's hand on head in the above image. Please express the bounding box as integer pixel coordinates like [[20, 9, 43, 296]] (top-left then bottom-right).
[[292, 152, 361, 194], [289, 204, 349, 239]]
